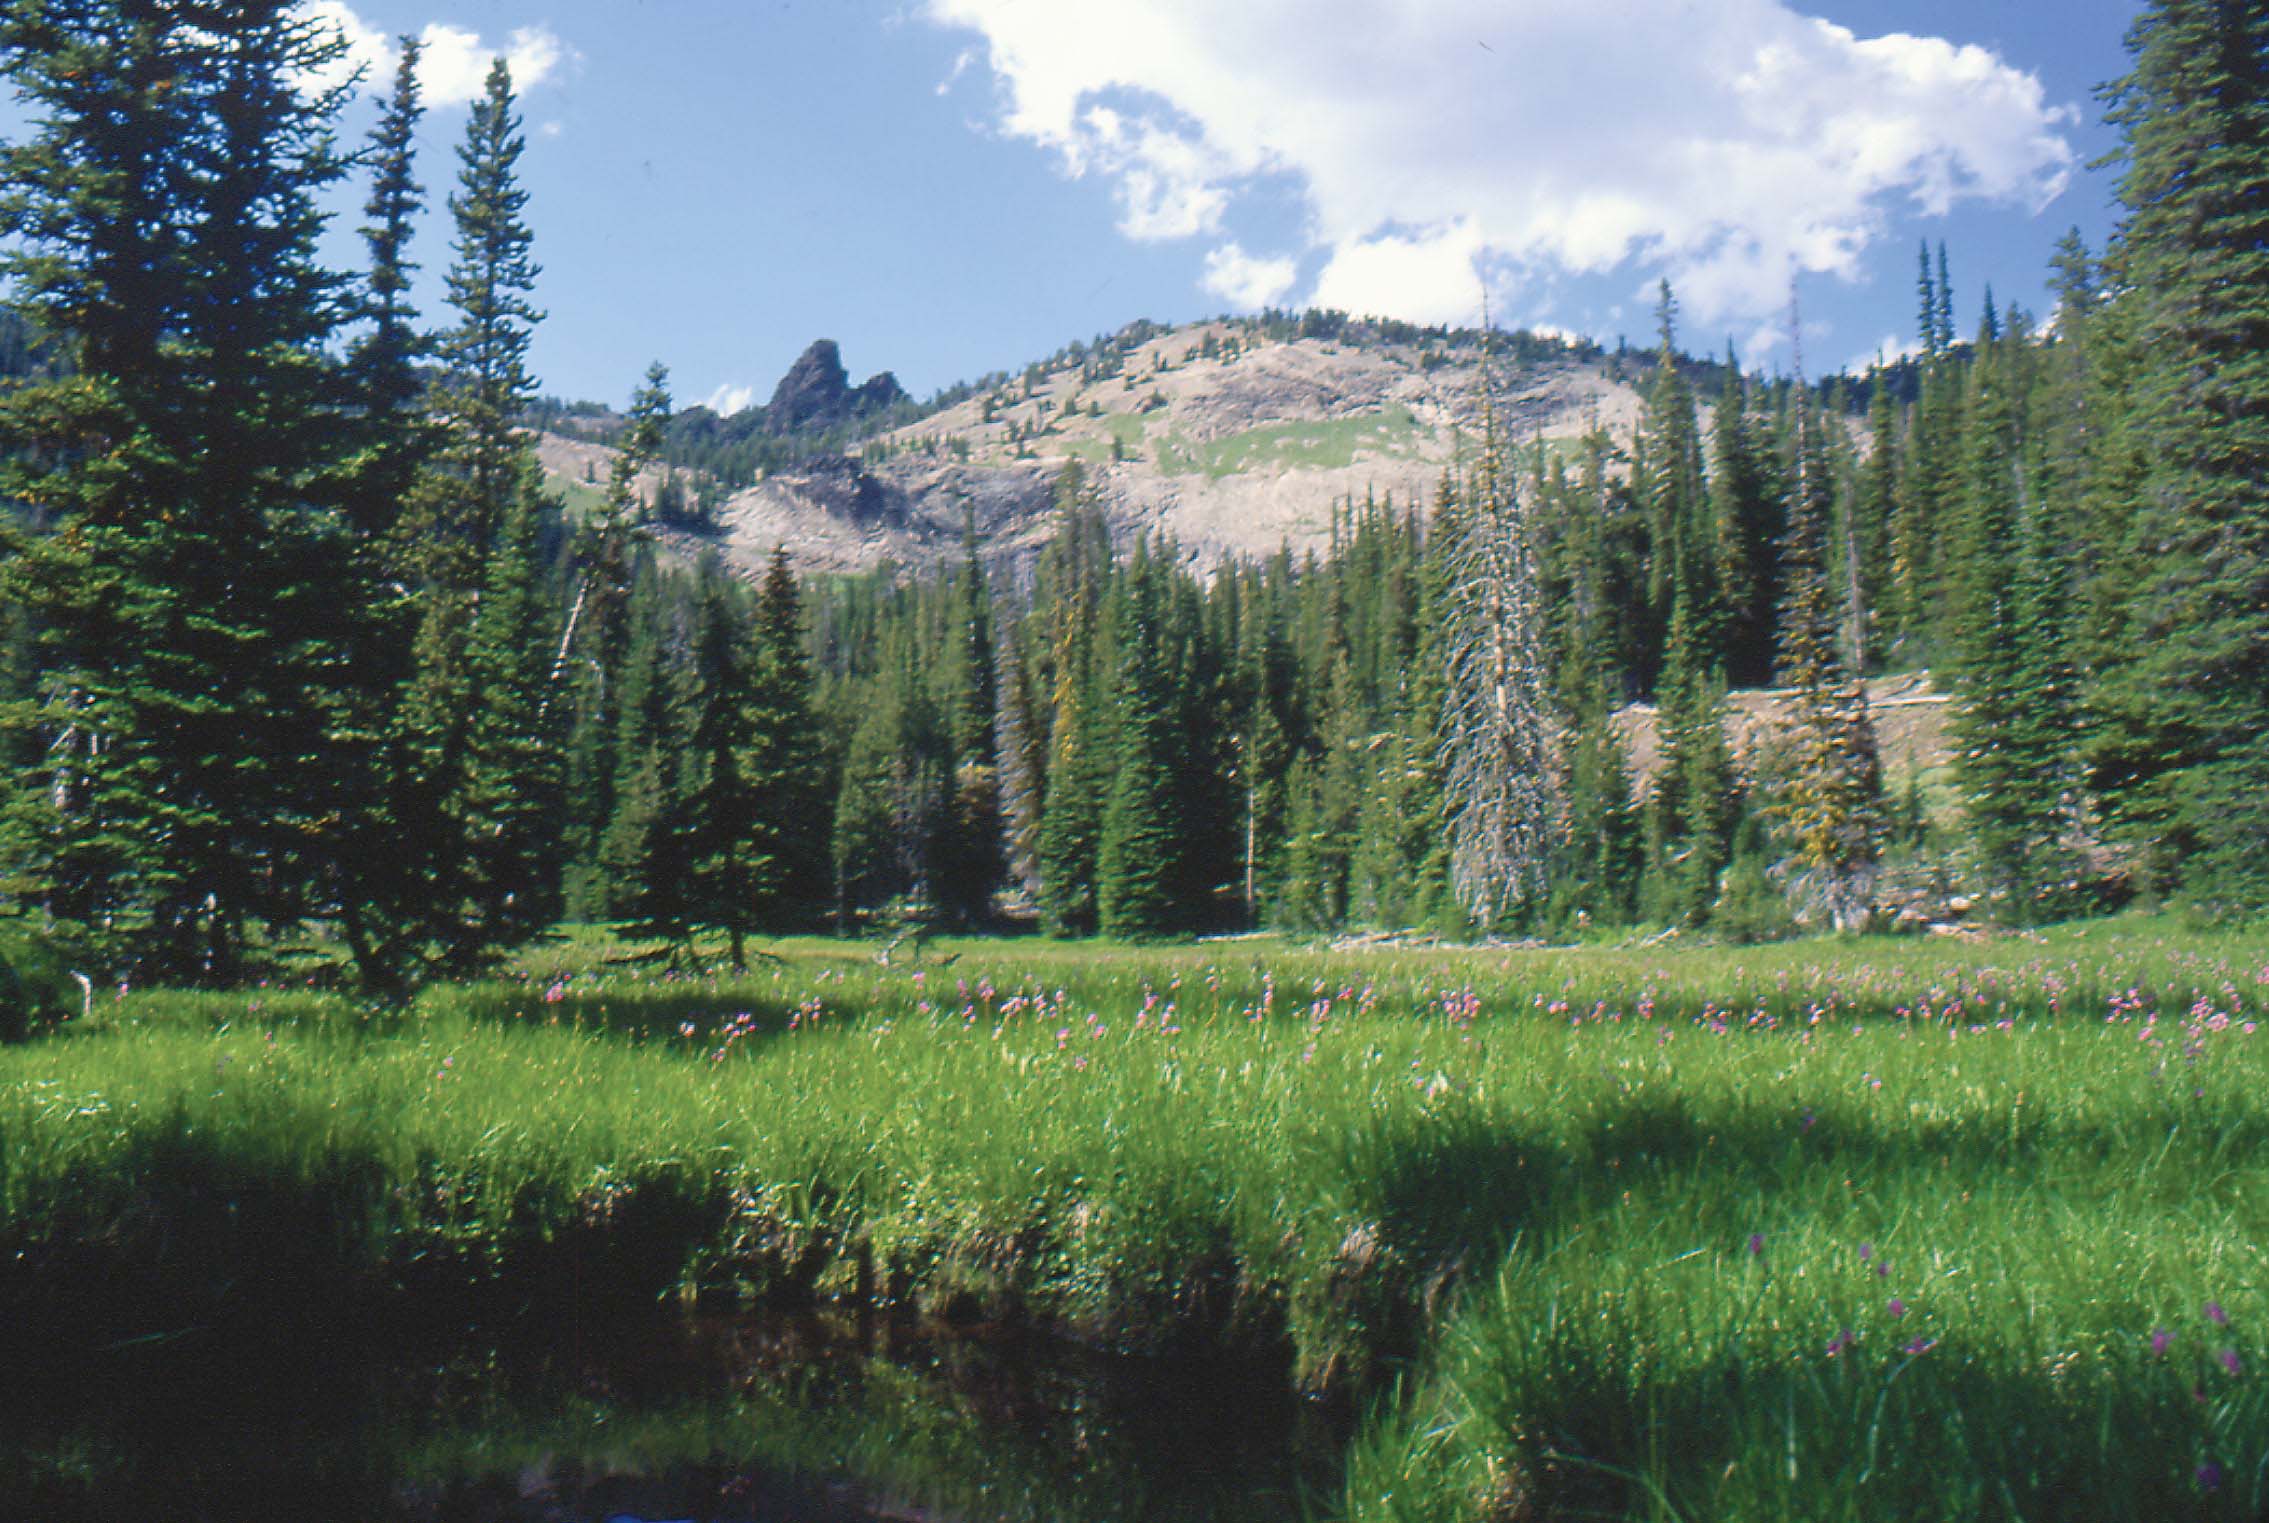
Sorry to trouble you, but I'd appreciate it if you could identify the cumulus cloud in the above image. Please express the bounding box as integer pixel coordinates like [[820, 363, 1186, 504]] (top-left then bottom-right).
[[297, 3, 572, 106], [704, 383, 758, 417], [1847, 331, 1925, 373], [1201, 242, 1299, 309], [923, 0, 2075, 329], [419, 21, 568, 105], [1312, 222, 1487, 326]]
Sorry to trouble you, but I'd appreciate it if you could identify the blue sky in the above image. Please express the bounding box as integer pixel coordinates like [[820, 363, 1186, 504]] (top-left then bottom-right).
[[48, 1, 2152, 410]]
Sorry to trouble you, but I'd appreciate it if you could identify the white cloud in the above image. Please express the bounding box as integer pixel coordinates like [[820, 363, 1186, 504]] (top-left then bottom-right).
[[705, 383, 758, 416], [1201, 242, 1299, 309], [297, 0, 392, 95], [937, 47, 977, 97], [923, 0, 2075, 330], [1312, 221, 1486, 326], [296, 4, 572, 106], [418, 22, 569, 106], [1847, 331, 1925, 373]]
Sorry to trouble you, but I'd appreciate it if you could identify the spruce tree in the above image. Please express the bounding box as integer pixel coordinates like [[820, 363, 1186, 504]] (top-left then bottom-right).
[[1096, 547, 1186, 939], [1033, 501, 1112, 936], [598, 560, 687, 943], [1709, 349, 1779, 688], [1646, 559, 1737, 925], [745, 547, 831, 930], [2088, 0, 2269, 914], [560, 364, 672, 914], [1773, 319, 1884, 931], [404, 59, 564, 971], [1638, 284, 1715, 680], [345, 34, 429, 541], [1948, 325, 2081, 919], [932, 528, 1003, 924], [0, 2, 397, 981]]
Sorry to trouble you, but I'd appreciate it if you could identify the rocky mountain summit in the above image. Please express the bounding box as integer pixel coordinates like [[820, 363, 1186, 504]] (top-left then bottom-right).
[[763, 338, 908, 436]]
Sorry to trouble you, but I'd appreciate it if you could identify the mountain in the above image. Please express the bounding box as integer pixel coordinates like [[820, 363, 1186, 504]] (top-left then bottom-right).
[[763, 338, 908, 436], [538, 318, 1662, 576]]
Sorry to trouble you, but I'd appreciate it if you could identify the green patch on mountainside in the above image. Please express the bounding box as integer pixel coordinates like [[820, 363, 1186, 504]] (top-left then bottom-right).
[[1154, 405, 1431, 480]]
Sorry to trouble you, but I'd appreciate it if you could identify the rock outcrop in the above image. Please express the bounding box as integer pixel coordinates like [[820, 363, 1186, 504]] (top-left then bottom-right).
[[764, 339, 908, 436]]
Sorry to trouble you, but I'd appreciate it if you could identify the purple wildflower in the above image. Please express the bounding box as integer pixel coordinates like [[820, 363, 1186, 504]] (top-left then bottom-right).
[[2205, 1301, 2229, 1327], [1857, 1242, 1873, 1261], [2220, 1349, 2242, 1377], [1748, 1232, 1766, 1258], [2151, 1327, 2174, 1358], [2197, 1462, 2224, 1493], [1887, 1298, 1907, 1318]]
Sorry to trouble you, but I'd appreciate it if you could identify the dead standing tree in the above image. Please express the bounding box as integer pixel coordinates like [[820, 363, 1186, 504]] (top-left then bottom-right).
[[1443, 358, 1565, 926]]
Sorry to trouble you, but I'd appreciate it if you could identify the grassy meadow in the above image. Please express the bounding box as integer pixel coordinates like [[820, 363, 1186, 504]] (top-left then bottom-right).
[[1, 918, 2264, 1520]]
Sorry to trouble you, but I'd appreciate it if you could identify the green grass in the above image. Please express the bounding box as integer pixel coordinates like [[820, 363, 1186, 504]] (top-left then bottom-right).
[[2, 918, 2265, 1519], [1153, 405, 1431, 479]]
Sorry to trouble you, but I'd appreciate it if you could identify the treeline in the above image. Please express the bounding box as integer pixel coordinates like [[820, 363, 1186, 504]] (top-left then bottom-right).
[[0, 2, 2259, 993]]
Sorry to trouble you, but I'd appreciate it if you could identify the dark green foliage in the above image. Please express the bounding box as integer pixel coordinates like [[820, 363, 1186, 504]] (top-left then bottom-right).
[[0, 928, 79, 1043], [0, 1, 396, 983], [1946, 324, 2080, 919], [746, 549, 831, 929], [1773, 353, 1883, 931], [1096, 548, 1187, 939], [1710, 353, 1780, 688], [2087, 0, 2269, 916]]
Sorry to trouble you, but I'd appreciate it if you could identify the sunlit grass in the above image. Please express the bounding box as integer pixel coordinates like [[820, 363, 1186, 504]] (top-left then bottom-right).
[[1, 917, 2263, 1519]]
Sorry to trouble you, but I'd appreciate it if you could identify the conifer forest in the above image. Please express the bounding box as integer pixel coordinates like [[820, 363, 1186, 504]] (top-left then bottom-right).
[[0, 3, 2265, 1521]]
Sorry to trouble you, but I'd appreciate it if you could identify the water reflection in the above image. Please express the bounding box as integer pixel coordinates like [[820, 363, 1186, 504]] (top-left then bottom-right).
[[4, 1308, 1339, 1522]]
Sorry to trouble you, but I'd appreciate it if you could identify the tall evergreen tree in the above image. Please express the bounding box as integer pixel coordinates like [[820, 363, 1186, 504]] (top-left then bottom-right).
[[1948, 325, 2080, 917], [1773, 312, 1884, 931], [404, 59, 563, 971], [746, 547, 831, 931], [2088, 0, 2269, 914], [1096, 545, 1187, 938], [1709, 348, 1779, 687], [346, 34, 428, 536], [933, 527, 1003, 924], [0, 2, 400, 981]]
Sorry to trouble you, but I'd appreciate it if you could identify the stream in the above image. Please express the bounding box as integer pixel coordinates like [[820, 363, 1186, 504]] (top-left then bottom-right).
[[1, 1306, 1346, 1522]]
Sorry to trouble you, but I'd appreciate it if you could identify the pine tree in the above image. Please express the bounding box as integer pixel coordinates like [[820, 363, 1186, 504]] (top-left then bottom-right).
[[404, 59, 564, 971], [560, 364, 672, 913], [933, 527, 1003, 924], [1773, 312, 1884, 931], [745, 548, 831, 931], [2087, 0, 2269, 914], [1948, 324, 2081, 918], [1033, 500, 1113, 936], [443, 479, 564, 962], [1646, 565, 1736, 925], [0, 2, 399, 981], [1096, 546, 1186, 939], [1709, 348, 1779, 687], [1638, 284, 1716, 679], [345, 35, 428, 538]]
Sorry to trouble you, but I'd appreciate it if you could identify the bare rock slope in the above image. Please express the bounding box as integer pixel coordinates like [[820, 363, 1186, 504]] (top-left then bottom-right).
[[541, 321, 1650, 577]]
